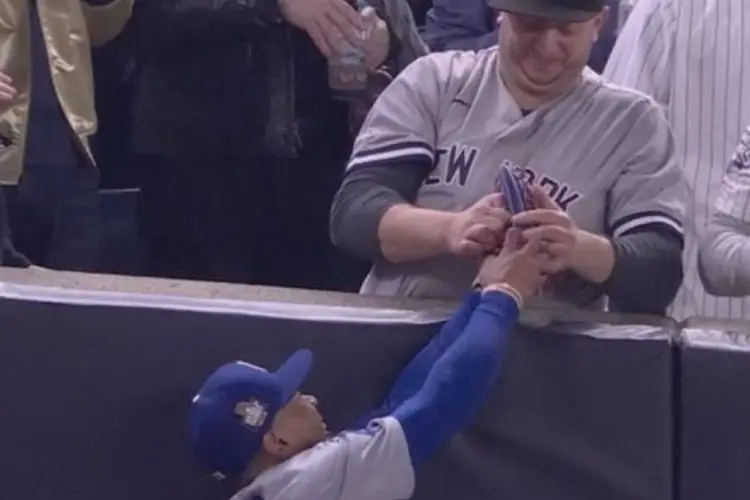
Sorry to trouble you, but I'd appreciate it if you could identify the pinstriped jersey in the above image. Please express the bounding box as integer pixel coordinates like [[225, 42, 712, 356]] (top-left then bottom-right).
[[348, 47, 687, 305], [604, 0, 750, 320]]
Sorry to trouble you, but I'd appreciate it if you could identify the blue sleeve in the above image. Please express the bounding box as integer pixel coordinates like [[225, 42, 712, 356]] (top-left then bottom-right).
[[392, 291, 518, 466], [351, 292, 481, 428], [422, 2, 496, 51]]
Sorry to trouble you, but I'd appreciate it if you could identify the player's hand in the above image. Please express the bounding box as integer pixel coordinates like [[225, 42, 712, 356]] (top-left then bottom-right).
[[446, 193, 510, 259], [361, 7, 390, 70], [477, 228, 548, 301], [510, 185, 578, 274], [278, 0, 363, 58], [0, 72, 17, 101]]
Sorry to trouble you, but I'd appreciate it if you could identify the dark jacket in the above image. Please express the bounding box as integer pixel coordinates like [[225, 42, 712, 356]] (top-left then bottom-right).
[[128, 0, 424, 161]]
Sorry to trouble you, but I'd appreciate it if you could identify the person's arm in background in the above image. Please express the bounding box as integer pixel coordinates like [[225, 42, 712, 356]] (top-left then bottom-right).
[[422, 0, 496, 51], [80, 0, 135, 48], [347, 0, 429, 135], [699, 126, 750, 297], [602, 0, 676, 108]]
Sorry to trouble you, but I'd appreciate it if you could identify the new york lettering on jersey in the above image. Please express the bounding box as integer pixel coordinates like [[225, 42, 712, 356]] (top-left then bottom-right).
[[424, 147, 582, 211], [352, 48, 685, 302]]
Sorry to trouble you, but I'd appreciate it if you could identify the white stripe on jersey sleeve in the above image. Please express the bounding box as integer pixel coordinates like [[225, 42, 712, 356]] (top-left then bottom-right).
[[606, 101, 688, 240], [348, 141, 435, 171], [612, 213, 684, 238], [347, 56, 444, 171]]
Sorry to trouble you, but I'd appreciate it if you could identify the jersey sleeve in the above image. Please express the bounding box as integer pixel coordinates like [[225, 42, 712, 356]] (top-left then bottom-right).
[[244, 417, 415, 500], [603, 0, 676, 108], [698, 126, 750, 297], [606, 102, 687, 241], [347, 55, 444, 172], [337, 417, 415, 500]]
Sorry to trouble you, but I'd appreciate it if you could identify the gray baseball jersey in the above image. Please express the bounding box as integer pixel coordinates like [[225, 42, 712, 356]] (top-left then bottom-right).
[[699, 125, 750, 296], [350, 47, 687, 306], [231, 417, 414, 500], [605, 0, 750, 320]]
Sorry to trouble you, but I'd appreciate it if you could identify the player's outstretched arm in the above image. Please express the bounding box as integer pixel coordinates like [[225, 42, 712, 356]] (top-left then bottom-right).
[[390, 230, 547, 466], [699, 126, 750, 297], [351, 290, 481, 428], [391, 291, 516, 465]]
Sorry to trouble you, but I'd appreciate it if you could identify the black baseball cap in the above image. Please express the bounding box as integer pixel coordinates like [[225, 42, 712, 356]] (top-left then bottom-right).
[[489, 0, 606, 22]]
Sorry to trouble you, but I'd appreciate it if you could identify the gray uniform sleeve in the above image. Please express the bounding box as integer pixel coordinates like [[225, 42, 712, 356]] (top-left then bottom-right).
[[239, 417, 415, 500], [698, 126, 750, 297], [330, 55, 446, 260], [606, 101, 687, 242]]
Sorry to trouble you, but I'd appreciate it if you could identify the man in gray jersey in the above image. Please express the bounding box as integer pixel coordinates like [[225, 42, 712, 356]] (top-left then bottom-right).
[[699, 125, 750, 297], [331, 0, 687, 314]]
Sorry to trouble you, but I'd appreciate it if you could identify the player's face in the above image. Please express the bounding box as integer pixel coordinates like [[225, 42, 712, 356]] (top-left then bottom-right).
[[267, 393, 328, 458], [498, 10, 607, 96]]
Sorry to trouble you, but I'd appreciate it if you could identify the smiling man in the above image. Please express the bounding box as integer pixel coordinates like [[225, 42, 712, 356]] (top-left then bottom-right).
[[331, 0, 687, 315]]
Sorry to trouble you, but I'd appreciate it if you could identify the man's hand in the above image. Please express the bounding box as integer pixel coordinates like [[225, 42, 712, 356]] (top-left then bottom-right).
[[445, 194, 510, 260], [0, 72, 17, 102], [477, 228, 549, 301], [279, 0, 363, 58], [360, 7, 390, 70], [510, 186, 577, 274]]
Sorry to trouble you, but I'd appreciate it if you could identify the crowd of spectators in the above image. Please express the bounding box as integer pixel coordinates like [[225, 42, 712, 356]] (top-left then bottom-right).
[[3, 0, 750, 323]]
